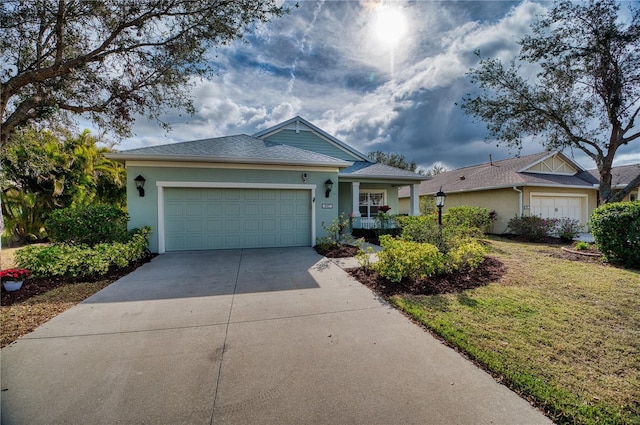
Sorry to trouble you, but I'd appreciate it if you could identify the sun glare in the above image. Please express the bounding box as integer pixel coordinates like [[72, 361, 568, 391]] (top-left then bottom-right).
[[373, 6, 408, 48]]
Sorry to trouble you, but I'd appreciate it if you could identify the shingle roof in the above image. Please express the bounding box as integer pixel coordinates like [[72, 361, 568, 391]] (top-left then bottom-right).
[[252, 116, 370, 162], [587, 163, 640, 188], [107, 134, 353, 167], [398, 151, 599, 198], [340, 161, 427, 181]]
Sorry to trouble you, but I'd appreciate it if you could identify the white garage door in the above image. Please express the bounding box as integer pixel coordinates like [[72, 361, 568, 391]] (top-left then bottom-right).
[[164, 187, 311, 251], [530, 195, 583, 222]]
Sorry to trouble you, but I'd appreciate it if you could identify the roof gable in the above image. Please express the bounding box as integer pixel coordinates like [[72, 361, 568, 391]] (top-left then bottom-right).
[[520, 152, 580, 175], [253, 116, 369, 162]]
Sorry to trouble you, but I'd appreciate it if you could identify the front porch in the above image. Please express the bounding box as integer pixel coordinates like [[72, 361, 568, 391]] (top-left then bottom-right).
[[338, 181, 421, 228]]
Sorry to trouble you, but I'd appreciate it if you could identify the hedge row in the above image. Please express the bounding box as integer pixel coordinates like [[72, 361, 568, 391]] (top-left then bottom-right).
[[16, 227, 152, 279]]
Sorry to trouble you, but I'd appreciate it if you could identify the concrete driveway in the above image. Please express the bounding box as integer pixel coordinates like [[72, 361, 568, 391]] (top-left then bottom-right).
[[1, 248, 551, 424]]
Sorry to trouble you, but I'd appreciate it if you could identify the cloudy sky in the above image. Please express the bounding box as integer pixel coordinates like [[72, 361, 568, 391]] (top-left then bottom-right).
[[119, 0, 639, 172]]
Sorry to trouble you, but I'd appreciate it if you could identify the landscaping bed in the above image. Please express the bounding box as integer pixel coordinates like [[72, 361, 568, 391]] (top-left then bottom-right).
[[342, 237, 638, 425], [348, 256, 506, 297], [1, 253, 156, 307]]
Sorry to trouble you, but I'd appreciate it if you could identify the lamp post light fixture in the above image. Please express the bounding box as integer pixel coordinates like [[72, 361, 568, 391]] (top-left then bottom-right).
[[434, 187, 446, 226], [134, 175, 146, 197], [324, 179, 334, 198]]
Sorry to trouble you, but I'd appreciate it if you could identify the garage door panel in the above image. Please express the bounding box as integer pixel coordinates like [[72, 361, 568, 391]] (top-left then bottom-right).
[[245, 219, 260, 232], [531, 195, 583, 223], [185, 219, 203, 232], [225, 219, 241, 232], [165, 187, 311, 251], [206, 219, 224, 232], [262, 191, 277, 201], [280, 204, 295, 215], [262, 204, 276, 215], [262, 219, 277, 231], [206, 189, 224, 200], [207, 204, 223, 216], [245, 203, 260, 215]]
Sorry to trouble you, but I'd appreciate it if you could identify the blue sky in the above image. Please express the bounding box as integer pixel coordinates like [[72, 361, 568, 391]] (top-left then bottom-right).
[[120, 0, 639, 171]]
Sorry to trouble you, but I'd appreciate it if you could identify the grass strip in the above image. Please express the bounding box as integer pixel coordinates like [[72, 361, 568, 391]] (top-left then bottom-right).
[[390, 238, 639, 425], [1, 280, 112, 348]]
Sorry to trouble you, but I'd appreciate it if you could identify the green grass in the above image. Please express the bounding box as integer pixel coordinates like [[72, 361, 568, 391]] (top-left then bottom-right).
[[390, 238, 640, 425]]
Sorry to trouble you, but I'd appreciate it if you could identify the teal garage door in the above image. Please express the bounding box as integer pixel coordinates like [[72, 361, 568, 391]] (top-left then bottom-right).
[[164, 187, 311, 251]]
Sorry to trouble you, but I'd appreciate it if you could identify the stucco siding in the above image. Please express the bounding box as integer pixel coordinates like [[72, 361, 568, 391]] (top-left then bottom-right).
[[263, 129, 360, 162], [126, 164, 339, 252], [437, 188, 519, 234]]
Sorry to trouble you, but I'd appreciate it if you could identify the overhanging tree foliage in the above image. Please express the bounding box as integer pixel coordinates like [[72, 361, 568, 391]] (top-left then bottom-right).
[[461, 0, 640, 203], [368, 151, 424, 174], [0, 0, 286, 146], [0, 127, 125, 243]]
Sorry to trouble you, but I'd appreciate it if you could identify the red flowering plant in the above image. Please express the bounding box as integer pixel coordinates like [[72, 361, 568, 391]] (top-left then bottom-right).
[[1, 268, 29, 282], [378, 205, 392, 213]]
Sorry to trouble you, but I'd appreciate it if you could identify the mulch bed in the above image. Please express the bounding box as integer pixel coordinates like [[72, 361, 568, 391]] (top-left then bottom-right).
[[347, 257, 507, 298], [1, 254, 157, 307], [315, 244, 360, 258]]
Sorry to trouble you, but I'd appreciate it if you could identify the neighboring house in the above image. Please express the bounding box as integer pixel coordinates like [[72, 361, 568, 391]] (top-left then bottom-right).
[[398, 151, 605, 234], [108, 116, 426, 253], [587, 163, 640, 202]]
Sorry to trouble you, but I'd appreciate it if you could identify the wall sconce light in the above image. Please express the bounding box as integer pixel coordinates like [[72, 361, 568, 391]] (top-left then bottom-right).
[[302, 172, 308, 182], [134, 175, 146, 197], [324, 178, 333, 198]]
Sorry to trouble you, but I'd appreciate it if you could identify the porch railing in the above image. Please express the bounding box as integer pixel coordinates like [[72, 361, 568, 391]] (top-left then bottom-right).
[[350, 216, 399, 230]]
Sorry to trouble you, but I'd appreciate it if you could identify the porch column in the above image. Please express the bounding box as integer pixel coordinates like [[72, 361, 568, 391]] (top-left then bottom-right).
[[351, 182, 361, 216], [410, 184, 420, 216]]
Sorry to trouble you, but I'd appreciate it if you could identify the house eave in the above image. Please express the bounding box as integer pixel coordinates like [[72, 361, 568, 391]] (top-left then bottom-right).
[[399, 182, 598, 198], [339, 175, 428, 184], [106, 153, 353, 168]]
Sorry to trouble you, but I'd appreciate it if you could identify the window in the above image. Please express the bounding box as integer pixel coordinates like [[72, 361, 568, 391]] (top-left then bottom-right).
[[359, 191, 385, 217], [631, 193, 637, 202]]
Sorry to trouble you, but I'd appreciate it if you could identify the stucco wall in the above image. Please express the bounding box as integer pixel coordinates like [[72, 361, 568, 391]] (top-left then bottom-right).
[[126, 163, 339, 252], [437, 188, 520, 234]]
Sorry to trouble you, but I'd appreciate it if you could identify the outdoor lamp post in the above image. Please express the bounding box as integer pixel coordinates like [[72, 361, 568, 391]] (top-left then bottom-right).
[[434, 187, 446, 226]]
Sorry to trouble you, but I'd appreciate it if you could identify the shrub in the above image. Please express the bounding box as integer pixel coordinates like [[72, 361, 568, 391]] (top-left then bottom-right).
[[574, 241, 590, 251], [396, 215, 440, 244], [396, 215, 482, 252], [506, 216, 558, 241], [16, 227, 151, 278], [373, 235, 445, 282], [445, 206, 492, 234], [317, 213, 353, 248], [444, 240, 487, 273], [46, 204, 129, 246], [554, 217, 582, 242], [589, 201, 640, 268]]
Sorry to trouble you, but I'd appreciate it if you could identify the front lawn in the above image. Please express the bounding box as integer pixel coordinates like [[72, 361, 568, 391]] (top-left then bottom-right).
[[365, 238, 639, 424]]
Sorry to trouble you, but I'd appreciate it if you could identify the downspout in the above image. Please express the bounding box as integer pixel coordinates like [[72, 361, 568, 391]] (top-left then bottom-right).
[[513, 186, 523, 217]]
